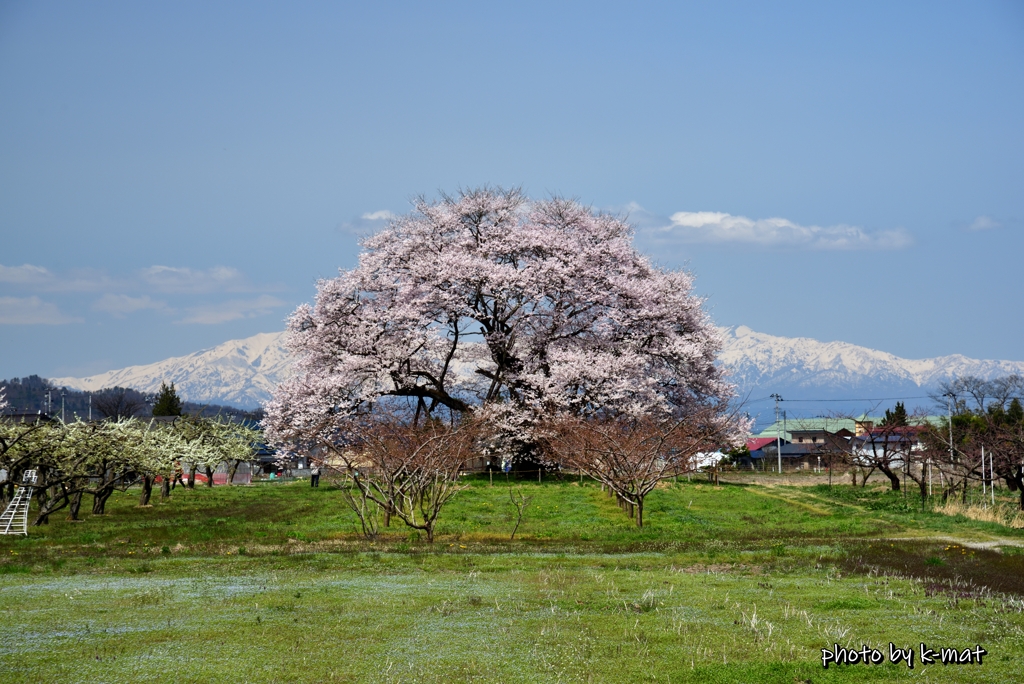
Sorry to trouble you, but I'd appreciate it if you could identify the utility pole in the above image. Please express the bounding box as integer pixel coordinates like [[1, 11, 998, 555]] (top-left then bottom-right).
[[991, 449, 995, 507], [928, 458, 932, 498], [982, 445, 987, 505], [944, 392, 955, 497], [61, 390, 66, 423], [771, 394, 783, 475], [782, 409, 787, 474]]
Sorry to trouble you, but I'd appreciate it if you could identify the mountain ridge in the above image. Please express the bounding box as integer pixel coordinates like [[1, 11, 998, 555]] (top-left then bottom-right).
[[49, 328, 1024, 409], [719, 325, 1024, 399]]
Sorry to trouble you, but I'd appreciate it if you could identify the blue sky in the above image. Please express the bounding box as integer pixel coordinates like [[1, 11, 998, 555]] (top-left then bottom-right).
[[1, 1, 1022, 380]]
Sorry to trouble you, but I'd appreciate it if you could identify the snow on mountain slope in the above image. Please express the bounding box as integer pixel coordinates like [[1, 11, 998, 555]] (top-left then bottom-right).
[[49, 327, 1024, 408], [51, 332, 292, 409], [719, 326, 1024, 397]]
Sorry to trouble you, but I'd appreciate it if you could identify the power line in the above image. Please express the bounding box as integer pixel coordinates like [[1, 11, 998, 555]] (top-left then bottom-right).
[[742, 395, 934, 403]]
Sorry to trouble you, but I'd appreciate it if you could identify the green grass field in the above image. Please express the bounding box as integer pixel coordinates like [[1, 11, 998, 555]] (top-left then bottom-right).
[[2, 476, 1023, 683]]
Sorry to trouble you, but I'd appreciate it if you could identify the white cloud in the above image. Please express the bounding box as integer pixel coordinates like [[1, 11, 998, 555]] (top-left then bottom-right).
[[0, 264, 118, 292], [967, 215, 1000, 231], [0, 264, 53, 285], [647, 211, 912, 250], [178, 295, 285, 324], [0, 296, 81, 324], [338, 209, 397, 235], [140, 265, 252, 293], [360, 210, 397, 221], [92, 294, 167, 317]]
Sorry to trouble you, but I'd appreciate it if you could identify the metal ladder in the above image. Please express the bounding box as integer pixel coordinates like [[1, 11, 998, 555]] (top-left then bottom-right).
[[0, 470, 37, 536]]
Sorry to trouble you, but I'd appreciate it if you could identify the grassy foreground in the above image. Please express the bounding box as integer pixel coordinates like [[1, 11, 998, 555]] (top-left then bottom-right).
[[2, 476, 1023, 683]]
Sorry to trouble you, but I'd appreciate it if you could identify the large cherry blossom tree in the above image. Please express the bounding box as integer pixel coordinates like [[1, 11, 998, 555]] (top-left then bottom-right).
[[265, 188, 735, 461]]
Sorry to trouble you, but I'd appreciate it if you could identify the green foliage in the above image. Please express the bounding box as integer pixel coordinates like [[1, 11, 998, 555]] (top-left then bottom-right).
[[151, 381, 183, 416], [722, 444, 750, 464], [880, 401, 908, 427], [1009, 398, 1024, 424]]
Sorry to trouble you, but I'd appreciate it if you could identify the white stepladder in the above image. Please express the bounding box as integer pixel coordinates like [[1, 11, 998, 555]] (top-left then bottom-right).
[[0, 470, 38, 535]]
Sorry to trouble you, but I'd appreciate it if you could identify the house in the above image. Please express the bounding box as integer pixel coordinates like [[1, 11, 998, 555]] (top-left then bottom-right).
[[751, 417, 857, 471], [761, 442, 841, 470], [740, 436, 788, 468]]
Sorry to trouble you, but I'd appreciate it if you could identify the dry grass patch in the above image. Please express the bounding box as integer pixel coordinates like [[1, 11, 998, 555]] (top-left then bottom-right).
[[936, 500, 1024, 529]]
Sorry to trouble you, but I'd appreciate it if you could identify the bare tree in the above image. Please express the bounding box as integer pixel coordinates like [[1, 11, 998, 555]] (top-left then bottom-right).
[[850, 403, 917, 492], [544, 408, 737, 527], [92, 387, 148, 420], [920, 408, 992, 505], [332, 470, 381, 540], [989, 405, 1024, 510], [988, 375, 1024, 411], [507, 486, 532, 540], [930, 374, 1024, 416], [940, 398, 1024, 510], [322, 410, 475, 543]]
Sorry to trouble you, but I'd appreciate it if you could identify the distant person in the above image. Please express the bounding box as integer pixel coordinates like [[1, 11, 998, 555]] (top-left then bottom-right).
[[310, 465, 320, 488]]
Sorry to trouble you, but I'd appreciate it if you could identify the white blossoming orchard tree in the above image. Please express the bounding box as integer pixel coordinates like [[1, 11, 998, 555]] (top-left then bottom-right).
[[266, 187, 736, 469]]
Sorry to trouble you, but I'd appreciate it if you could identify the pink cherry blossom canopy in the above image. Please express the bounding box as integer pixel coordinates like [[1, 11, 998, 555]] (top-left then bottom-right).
[[265, 188, 734, 448]]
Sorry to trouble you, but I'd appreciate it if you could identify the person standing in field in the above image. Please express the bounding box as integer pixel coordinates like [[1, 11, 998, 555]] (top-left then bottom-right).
[[310, 465, 320, 488]]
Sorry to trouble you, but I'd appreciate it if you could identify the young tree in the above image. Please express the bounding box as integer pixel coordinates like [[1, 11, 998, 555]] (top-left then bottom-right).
[[265, 188, 734, 465], [544, 406, 741, 527], [852, 403, 913, 492], [151, 382, 183, 417], [322, 410, 474, 543]]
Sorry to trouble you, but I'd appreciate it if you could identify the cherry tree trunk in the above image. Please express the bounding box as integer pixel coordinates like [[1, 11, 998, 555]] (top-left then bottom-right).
[[878, 466, 901, 492]]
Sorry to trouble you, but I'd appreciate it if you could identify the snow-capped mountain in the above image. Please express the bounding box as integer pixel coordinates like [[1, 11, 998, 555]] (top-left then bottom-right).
[[50, 327, 1024, 409], [51, 332, 292, 409], [719, 325, 1024, 399]]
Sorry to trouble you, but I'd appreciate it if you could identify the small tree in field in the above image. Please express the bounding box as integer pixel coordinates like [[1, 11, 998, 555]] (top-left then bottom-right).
[[545, 406, 742, 527], [321, 410, 474, 543]]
